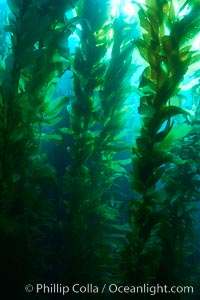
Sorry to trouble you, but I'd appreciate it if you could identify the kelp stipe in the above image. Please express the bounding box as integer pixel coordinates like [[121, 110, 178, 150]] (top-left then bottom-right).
[[0, 0, 78, 295], [124, 0, 200, 289], [60, 0, 137, 285]]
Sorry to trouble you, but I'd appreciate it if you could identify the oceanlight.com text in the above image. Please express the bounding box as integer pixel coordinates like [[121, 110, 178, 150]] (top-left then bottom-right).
[[25, 283, 194, 296]]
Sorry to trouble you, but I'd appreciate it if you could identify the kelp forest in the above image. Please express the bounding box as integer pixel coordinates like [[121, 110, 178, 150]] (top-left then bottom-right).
[[0, 0, 200, 299]]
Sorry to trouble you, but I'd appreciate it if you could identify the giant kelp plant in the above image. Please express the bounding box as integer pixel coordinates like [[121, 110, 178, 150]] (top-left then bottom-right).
[[125, 0, 200, 291], [61, 0, 136, 286], [0, 0, 79, 295]]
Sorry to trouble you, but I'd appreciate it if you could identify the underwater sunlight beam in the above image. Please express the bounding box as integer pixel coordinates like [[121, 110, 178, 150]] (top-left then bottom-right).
[[111, 0, 140, 18]]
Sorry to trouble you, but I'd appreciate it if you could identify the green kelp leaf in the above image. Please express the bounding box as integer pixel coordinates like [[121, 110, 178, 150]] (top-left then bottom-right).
[[157, 106, 189, 123], [112, 223, 131, 232], [171, 156, 190, 165], [138, 8, 151, 34], [44, 116, 62, 126], [111, 164, 127, 174], [41, 133, 62, 142], [59, 128, 74, 135], [152, 166, 166, 185], [101, 144, 129, 153], [159, 124, 192, 150], [91, 65, 106, 87], [113, 129, 131, 141], [187, 52, 200, 70], [105, 233, 127, 242], [170, 191, 182, 205], [113, 158, 131, 166], [44, 96, 69, 118], [135, 39, 149, 62]]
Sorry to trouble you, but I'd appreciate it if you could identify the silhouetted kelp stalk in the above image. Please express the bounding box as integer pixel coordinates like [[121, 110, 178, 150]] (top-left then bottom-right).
[[124, 0, 200, 288], [0, 0, 80, 294], [61, 0, 137, 284]]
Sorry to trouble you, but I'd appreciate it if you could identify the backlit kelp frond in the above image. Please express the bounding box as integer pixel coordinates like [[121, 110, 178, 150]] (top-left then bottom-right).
[[125, 0, 200, 286]]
